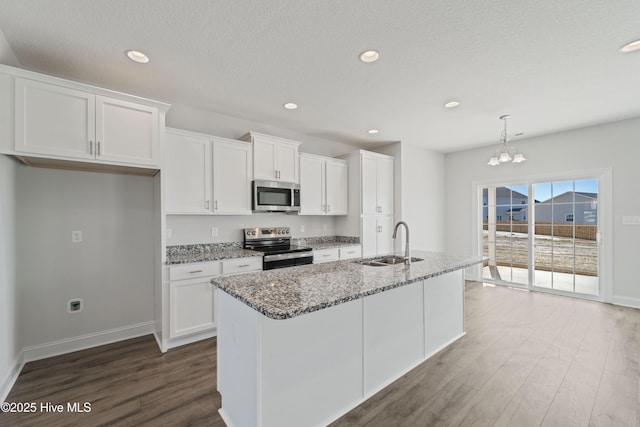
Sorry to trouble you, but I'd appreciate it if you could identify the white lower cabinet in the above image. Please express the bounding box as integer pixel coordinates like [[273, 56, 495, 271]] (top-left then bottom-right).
[[167, 257, 262, 344], [339, 245, 362, 260], [222, 257, 262, 275], [313, 248, 340, 263], [168, 261, 221, 339]]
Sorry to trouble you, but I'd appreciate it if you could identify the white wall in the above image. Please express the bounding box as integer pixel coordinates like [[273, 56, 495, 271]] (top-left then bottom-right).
[[0, 27, 19, 67], [0, 155, 18, 399], [0, 25, 20, 400], [374, 142, 446, 253], [15, 167, 156, 348], [445, 117, 640, 304], [167, 103, 358, 158], [166, 214, 338, 246]]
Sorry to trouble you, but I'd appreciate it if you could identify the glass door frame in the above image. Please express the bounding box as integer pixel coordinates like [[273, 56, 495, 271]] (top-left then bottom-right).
[[470, 168, 613, 303]]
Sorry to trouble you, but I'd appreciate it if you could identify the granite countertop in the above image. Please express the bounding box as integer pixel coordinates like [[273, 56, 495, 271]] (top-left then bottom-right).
[[166, 249, 261, 265], [211, 250, 485, 320], [307, 241, 361, 250]]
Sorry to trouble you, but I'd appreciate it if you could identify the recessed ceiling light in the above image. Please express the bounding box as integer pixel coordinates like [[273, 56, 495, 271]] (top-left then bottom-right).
[[126, 50, 149, 63], [283, 102, 298, 110], [368, 129, 379, 134], [359, 50, 380, 63], [620, 39, 640, 53], [444, 100, 460, 109]]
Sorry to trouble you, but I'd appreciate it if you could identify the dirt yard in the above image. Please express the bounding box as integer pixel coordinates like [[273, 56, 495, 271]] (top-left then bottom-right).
[[483, 231, 598, 276]]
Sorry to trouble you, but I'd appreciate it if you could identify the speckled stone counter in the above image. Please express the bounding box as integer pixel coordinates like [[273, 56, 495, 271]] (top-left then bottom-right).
[[292, 235, 360, 250], [211, 250, 484, 319], [165, 242, 261, 265]]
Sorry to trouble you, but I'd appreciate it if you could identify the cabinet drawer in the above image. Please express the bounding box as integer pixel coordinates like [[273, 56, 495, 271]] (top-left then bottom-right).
[[314, 248, 340, 263], [339, 246, 362, 260], [222, 257, 262, 275], [169, 262, 221, 281]]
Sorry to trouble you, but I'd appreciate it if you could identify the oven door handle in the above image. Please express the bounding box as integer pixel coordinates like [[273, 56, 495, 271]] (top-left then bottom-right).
[[263, 252, 313, 262]]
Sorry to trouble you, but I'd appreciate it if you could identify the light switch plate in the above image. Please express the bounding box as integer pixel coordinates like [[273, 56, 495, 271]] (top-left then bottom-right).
[[622, 216, 640, 225], [71, 230, 82, 243], [211, 227, 218, 237]]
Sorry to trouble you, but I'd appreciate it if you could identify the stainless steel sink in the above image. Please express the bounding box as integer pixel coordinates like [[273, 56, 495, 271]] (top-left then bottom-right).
[[358, 256, 424, 267]]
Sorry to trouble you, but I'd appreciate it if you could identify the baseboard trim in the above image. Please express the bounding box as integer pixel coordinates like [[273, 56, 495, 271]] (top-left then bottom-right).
[[164, 329, 217, 351], [21, 321, 156, 363], [0, 353, 24, 402], [612, 295, 640, 309]]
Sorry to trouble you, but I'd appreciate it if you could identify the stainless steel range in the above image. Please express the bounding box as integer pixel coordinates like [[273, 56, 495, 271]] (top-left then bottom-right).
[[243, 227, 313, 270]]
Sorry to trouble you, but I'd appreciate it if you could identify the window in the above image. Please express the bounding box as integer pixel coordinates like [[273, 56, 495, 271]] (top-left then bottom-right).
[[565, 214, 574, 222]]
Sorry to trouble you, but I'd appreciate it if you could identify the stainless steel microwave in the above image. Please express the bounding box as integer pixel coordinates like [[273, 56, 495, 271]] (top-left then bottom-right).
[[252, 180, 301, 213]]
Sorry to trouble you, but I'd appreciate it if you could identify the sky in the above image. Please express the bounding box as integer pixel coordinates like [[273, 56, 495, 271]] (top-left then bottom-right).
[[508, 178, 598, 203]]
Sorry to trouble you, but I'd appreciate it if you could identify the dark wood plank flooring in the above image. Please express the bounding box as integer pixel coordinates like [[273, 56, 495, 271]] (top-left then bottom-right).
[[2, 281, 639, 426]]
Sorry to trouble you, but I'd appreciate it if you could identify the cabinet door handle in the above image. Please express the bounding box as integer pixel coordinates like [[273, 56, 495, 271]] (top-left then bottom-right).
[[189, 269, 204, 274], [97, 141, 101, 156], [206, 200, 210, 209], [214, 200, 218, 210], [275, 170, 278, 179], [327, 204, 331, 213], [89, 140, 93, 155]]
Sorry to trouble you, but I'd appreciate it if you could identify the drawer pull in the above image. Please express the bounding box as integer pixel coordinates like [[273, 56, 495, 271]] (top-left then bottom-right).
[[238, 264, 250, 268], [347, 251, 355, 254], [322, 254, 331, 257], [189, 269, 204, 274]]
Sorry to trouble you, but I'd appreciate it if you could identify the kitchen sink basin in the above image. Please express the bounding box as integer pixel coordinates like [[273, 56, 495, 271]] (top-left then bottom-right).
[[358, 256, 424, 267]]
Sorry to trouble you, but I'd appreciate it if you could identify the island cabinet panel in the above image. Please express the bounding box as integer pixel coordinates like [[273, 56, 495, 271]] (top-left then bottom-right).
[[216, 291, 364, 427], [260, 299, 363, 427], [363, 281, 424, 395], [424, 270, 465, 356]]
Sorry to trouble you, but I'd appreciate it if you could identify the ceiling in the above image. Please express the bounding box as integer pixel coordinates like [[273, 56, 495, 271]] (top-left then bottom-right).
[[1, 0, 639, 153]]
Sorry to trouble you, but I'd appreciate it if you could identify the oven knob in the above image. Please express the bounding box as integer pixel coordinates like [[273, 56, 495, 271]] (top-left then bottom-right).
[[246, 231, 250, 236], [285, 229, 289, 234], [251, 230, 256, 236]]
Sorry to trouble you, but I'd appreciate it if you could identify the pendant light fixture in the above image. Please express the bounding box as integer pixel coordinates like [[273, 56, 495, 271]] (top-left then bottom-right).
[[487, 114, 526, 166]]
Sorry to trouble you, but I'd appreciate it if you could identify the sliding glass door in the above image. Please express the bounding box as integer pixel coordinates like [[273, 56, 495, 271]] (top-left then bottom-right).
[[481, 176, 601, 299]]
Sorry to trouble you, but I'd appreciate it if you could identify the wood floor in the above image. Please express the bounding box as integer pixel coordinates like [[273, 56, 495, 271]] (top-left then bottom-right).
[[2, 281, 639, 426]]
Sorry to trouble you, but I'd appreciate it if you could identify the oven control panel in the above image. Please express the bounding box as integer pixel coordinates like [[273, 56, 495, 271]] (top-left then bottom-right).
[[244, 227, 290, 240]]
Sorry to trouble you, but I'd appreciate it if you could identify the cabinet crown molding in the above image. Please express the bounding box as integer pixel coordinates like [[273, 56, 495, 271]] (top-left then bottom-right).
[[0, 64, 171, 112]]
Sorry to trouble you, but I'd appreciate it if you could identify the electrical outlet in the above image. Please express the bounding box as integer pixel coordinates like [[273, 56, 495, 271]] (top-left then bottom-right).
[[211, 227, 218, 237], [300, 225, 305, 233], [68, 298, 83, 313], [71, 230, 82, 243]]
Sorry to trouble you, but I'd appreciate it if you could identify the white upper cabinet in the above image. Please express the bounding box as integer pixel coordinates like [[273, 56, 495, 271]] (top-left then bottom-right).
[[95, 96, 158, 165], [362, 153, 394, 216], [299, 153, 347, 216], [325, 159, 348, 215], [242, 132, 301, 183], [164, 128, 252, 215], [165, 130, 211, 214], [300, 153, 326, 215], [212, 137, 252, 215], [14, 76, 161, 167], [15, 79, 95, 160]]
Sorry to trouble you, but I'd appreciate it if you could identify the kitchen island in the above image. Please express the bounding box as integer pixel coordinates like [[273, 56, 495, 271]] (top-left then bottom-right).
[[211, 250, 484, 427]]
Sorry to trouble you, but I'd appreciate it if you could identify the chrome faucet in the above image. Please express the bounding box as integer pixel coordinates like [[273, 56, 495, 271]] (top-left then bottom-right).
[[392, 221, 411, 265]]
